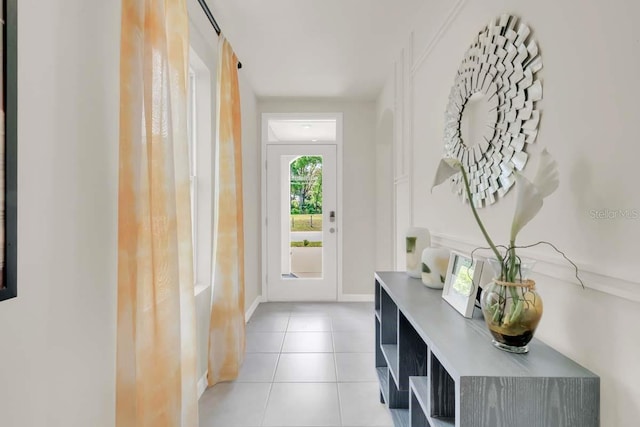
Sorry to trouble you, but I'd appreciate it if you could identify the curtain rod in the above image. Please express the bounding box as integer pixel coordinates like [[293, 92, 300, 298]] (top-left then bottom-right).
[[196, 0, 243, 69]]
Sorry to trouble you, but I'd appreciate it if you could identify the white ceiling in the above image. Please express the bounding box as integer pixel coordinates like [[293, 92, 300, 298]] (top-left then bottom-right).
[[204, 0, 425, 99]]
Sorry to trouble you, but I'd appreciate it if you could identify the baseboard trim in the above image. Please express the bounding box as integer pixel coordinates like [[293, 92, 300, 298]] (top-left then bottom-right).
[[431, 232, 640, 303], [339, 294, 375, 302], [197, 371, 208, 399], [245, 296, 262, 323]]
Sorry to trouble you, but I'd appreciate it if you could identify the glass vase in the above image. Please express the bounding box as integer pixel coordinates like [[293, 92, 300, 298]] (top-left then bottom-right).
[[480, 259, 543, 354]]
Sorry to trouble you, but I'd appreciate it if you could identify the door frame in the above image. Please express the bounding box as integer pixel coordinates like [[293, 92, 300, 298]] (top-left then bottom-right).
[[261, 112, 344, 301]]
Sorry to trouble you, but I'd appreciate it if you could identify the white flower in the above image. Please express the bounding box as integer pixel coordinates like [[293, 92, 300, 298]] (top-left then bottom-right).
[[510, 148, 559, 241], [431, 158, 462, 192]]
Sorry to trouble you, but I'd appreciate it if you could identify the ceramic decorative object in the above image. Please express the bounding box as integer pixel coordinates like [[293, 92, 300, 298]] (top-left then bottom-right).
[[443, 14, 543, 208], [420, 247, 450, 289], [405, 228, 430, 278], [480, 259, 542, 353]]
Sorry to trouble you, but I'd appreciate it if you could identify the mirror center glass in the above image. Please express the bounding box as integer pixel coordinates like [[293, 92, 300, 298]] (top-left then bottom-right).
[[460, 92, 491, 148]]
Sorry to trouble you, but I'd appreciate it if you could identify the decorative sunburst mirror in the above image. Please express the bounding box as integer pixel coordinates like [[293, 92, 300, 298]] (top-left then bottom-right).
[[443, 14, 543, 207]]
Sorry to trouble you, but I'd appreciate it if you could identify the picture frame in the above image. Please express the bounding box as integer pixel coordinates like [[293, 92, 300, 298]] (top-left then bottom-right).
[[0, 0, 17, 302], [442, 251, 485, 318]]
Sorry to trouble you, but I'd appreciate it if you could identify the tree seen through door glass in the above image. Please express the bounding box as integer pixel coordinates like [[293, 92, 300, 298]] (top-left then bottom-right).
[[290, 156, 323, 236], [288, 155, 323, 279]]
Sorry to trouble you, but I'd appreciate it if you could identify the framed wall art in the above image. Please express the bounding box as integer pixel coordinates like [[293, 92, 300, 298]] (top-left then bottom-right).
[[442, 251, 486, 318], [0, 0, 17, 302]]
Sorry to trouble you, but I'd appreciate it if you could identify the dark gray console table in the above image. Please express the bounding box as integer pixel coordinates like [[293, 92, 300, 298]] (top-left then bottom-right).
[[374, 272, 600, 427]]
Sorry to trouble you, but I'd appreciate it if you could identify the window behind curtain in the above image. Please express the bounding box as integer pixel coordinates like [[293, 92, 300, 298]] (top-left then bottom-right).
[[187, 68, 197, 283]]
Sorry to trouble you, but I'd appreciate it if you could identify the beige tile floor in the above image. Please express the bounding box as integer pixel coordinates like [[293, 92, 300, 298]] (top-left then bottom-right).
[[199, 302, 393, 427]]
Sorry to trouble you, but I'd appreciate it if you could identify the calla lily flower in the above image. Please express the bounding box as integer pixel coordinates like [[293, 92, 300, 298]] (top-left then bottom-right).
[[431, 149, 559, 276], [431, 146, 581, 324], [509, 149, 559, 242], [431, 157, 462, 192]]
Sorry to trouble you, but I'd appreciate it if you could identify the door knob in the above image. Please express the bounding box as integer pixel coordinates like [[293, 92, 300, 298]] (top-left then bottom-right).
[[329, 227, 336, 233]]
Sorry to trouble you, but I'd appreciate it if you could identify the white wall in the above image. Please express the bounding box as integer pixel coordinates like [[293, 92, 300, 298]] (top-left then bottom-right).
[[188, 0, 261, 383], [377, 0, 640, 424], [375, 75, 395, 271], [0, 0, 120, 426], [259, 99, 377, 296]]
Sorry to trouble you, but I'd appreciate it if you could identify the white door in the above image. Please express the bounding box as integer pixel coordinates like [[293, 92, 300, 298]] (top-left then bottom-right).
[[266, 144, 338, 301]]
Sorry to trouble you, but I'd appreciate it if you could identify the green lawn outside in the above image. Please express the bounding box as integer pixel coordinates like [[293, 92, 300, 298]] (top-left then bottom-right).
[[290, 214, 323, 232], [290, 241, 323, 247]]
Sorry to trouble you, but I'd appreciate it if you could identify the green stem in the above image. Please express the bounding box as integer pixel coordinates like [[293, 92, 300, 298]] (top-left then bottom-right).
[[507, 239, 517, 282], [459, 166, 504, 270], [458, 165, 526, 325], [505, 239, 522, 321]]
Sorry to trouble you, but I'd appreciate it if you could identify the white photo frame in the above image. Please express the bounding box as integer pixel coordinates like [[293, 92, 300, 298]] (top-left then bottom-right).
[[442, 251, 486, 318]]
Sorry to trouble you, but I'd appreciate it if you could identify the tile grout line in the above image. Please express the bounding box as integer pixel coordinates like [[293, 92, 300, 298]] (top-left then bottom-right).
[[259, 382, 274, 427], [331, 315, 345, 427], [259, 310, 290, 427]]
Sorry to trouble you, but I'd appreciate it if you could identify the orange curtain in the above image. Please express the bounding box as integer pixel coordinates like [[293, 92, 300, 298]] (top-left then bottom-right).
[[117, 0, 198, 425], [207, 37, 245, 386]]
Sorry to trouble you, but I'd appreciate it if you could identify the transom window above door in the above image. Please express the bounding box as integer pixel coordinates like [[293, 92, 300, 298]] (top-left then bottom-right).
[[268, 119, 337, 142]]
